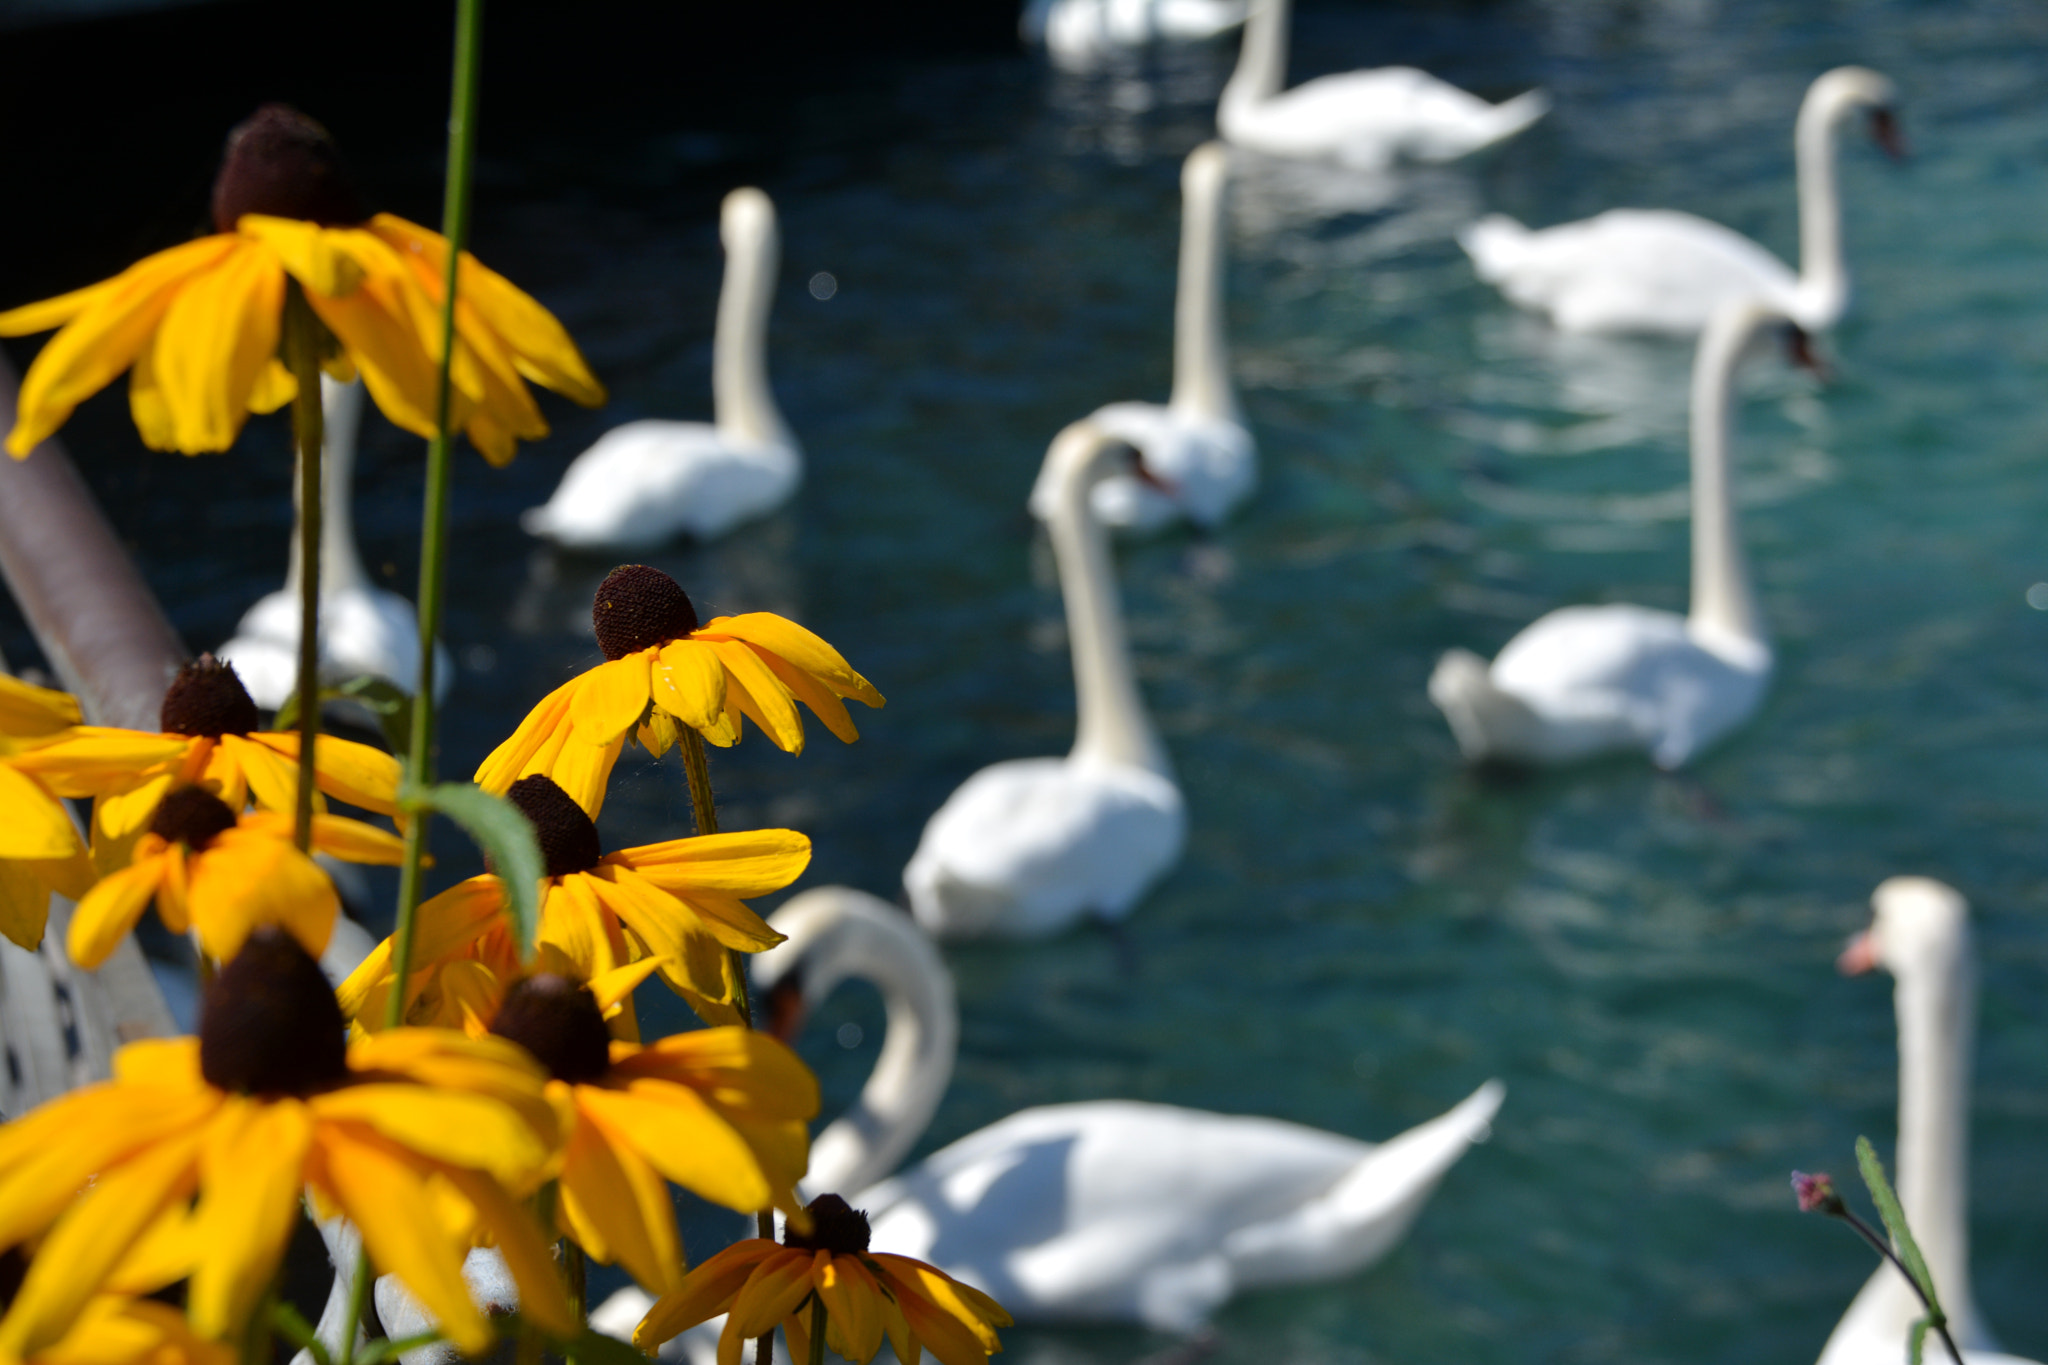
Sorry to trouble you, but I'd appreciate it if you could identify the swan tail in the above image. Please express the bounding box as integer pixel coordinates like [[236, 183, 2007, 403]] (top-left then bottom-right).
[[1456, 214, 1536, 283], [1428, 648, 1541, 764], [1223, 1080, 1506, 1288], [1482, 88, 1552, 145]]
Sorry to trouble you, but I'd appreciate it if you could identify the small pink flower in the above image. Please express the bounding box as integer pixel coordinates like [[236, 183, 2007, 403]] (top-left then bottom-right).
[[1793, 1171, 1844, 1215]]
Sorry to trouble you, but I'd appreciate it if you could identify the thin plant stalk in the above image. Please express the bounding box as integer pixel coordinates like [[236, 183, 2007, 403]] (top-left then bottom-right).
[[1831, 1205, 1964, 1365], [282, 285, 325, 854], [677, 729, 775, 1352], [807, 1297, 826, 1365], [348, 3, 484, 1360]]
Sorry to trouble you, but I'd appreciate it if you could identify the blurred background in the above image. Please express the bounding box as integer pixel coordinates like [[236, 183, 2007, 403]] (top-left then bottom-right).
[[3, 1, 2047, 1361]]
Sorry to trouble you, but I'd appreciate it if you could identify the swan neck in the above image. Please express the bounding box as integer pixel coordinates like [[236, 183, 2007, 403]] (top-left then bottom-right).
[[285, 377, 369, 598], [1222, 0, 1287, 113], [1169, 152, 1239, 424], [712, 211, 792, 450], [1892, 934, 1980, 1341], [1686, 309, 1764, 647], [1794, 87, 1849, 326], [1046, 438, 1169, 776], [801, 923, 958, 1198]]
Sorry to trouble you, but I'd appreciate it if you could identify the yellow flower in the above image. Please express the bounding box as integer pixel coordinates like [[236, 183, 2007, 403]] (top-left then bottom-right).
[[0, 105, 603, 464], [477, 565, 883, 817], [0, 677, 95, 951], [484, 973, 819, 1295], [0, 845, 94, 955], [68, 786, 406, 968], [340, 774, 808, 1027], [0, 931, 572, 1360], [7, 655, 400, 863], [21, 1296, 232, 1365], [635, 1196, 1011, 1365]]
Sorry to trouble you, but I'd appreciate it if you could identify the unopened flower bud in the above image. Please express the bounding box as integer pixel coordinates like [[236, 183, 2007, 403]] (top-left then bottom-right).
[[1792, 1171, 1845, 1216]]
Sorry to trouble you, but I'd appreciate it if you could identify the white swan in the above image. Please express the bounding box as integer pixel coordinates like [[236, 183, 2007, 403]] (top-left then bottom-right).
[[1820, 878, 2042, 1365], [758, 886, 1505, 1333], [219, 376, 452, 707], [907, 421, 1186, 938], [1460, 67, 1901, 336], [522, 188, 799, 548], [1217, 0, 1548, 169], [1021, 0, 1247, 69], [1427, 296, 1783, 769], [1029, 142, 1254, 532]]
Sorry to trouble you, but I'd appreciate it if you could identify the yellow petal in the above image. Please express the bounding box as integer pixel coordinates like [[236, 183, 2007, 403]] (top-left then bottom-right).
[[308, 1086, 551, 1189], [216, 733, 301, 816], [247, 357, 297, 413], [725, 1249, 821, 1340], [438, 1164, 576, 1339], [0, 858, 51, 950], [581, 873, 732, 1003], [188, 1097, 313, 1337], [242, 731, 403, 817], [0, 673, 80, 736], [307, 813, 408, 864], [186, 828, 337, 962], [0, 763, 80, 859], [236, 217, 368, 298], [475, 677, 576, 795], [0, 278, 116, 337], [709, 614, 883, 709], [4, 237, 242, 458], [652, 641, 727, 734], [607, 828, 811, 899], [575, 1083, 771, 1214], [709, 640, 804, 754], [66, 855, 168, 970], [757, 647, 859, 744], [558, 1103, 683, 1295], [150, 236, 284, 453], [571, 656, 654, 748], [9, 731, 190, 797], [817, 1255, 886, 1365], [633, 1241, 779, 1352], [618, 1030, 820, 1123]]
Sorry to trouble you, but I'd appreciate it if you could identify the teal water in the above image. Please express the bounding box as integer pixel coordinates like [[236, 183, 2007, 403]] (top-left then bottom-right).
[[11, 1, 2048, 1361]]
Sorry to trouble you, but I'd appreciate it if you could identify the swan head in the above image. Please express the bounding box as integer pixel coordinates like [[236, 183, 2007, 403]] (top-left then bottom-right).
[[1805, 67, 1904, 157], [752, 885, 951, 1043], [721, 186, 778, 255], [1028, 420, 1172, 521], [1840, 876, 1969, 982]]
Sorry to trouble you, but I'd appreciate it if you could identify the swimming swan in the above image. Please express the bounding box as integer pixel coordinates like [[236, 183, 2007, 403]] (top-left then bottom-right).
[[755, 885, 1508, 1333], [219, 376, 452, 707], [1217, 0, 1548, 168], [1030, 142, 1254, 531], [907, 421, 1186, 937], [522, 188, 799, 548], [1460, 67, 1901, 336], [1021, 0, 1247, 69], [1428, 297, 1786, 769], [1819, 878, 2042, 1365]]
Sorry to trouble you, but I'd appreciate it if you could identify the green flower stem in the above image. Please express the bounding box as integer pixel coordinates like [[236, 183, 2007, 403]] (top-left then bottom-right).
[[1828, 1205, 1963, 1365], [336, 1241, 374, 1365], [386, 0, 483, 1032], [807, 1296, 826, 1365], [282, 284, 325, 854]]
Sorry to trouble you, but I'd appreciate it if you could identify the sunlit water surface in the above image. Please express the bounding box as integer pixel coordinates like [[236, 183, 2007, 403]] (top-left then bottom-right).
[[14, 2, 2048, 1361]]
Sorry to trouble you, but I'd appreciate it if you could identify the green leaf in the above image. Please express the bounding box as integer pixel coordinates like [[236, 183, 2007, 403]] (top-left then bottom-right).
[[335, 675, 416, 754], [561, 1327, 652, 1365], [353, 1331, 445, 1365], [401, 781, 542, 961], [268, 1301, 332, 1365], [1908, 1317, 1930, 1365], [1856, 1136, 1944, 1316]]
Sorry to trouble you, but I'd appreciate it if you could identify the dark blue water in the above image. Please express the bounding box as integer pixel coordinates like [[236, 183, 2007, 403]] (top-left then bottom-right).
[[9, 1, 2048, 1360]]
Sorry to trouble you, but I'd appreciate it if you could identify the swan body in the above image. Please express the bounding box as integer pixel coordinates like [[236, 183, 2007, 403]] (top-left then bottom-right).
[[1819, 879, 2043, 1365], [750, 886, 1507, 1333], [1030, 143, 1256, 531], [219, 377, 452, 707], [908, 422, 1186, 938], [1021, 0, 1247, 68], [523, 188, 800, 548], [1429, 298, 1781, 769], [1461, 67, 1899, 335], [1218, 0, 1547, 168]]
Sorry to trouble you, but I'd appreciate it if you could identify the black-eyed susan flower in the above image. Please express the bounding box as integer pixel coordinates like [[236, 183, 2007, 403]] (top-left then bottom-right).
[[483, 973, 819, 1296], [341, 773, 807, 1027], [0, 105, 604, 465], [0, 931, 572, 1359], [20, 1295, 233, 1365], [476, 566, 883, 817], [68, 786, 405, 969], [9, 655, 400, 862], [635, 1195, 1011, 1365]]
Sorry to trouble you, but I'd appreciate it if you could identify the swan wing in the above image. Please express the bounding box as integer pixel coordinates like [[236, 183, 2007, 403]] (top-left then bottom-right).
[[1470, 208, 1799, 334], [1233, 68, 1536, 166], [904, 759, 1186, 937], [523, 419, 799, 548]]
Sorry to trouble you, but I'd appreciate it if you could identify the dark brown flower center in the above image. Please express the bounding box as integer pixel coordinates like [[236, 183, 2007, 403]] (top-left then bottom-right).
[[488, 974, 613, 1084], [199, 928, 349, 1097], [592, 565, 700, 661], [506, 774, 602, 877], [211, 104, 363, 233], [160, 653, 260, 738], [782, 1194, 871, 1254], [149, 786, 238, 850]]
